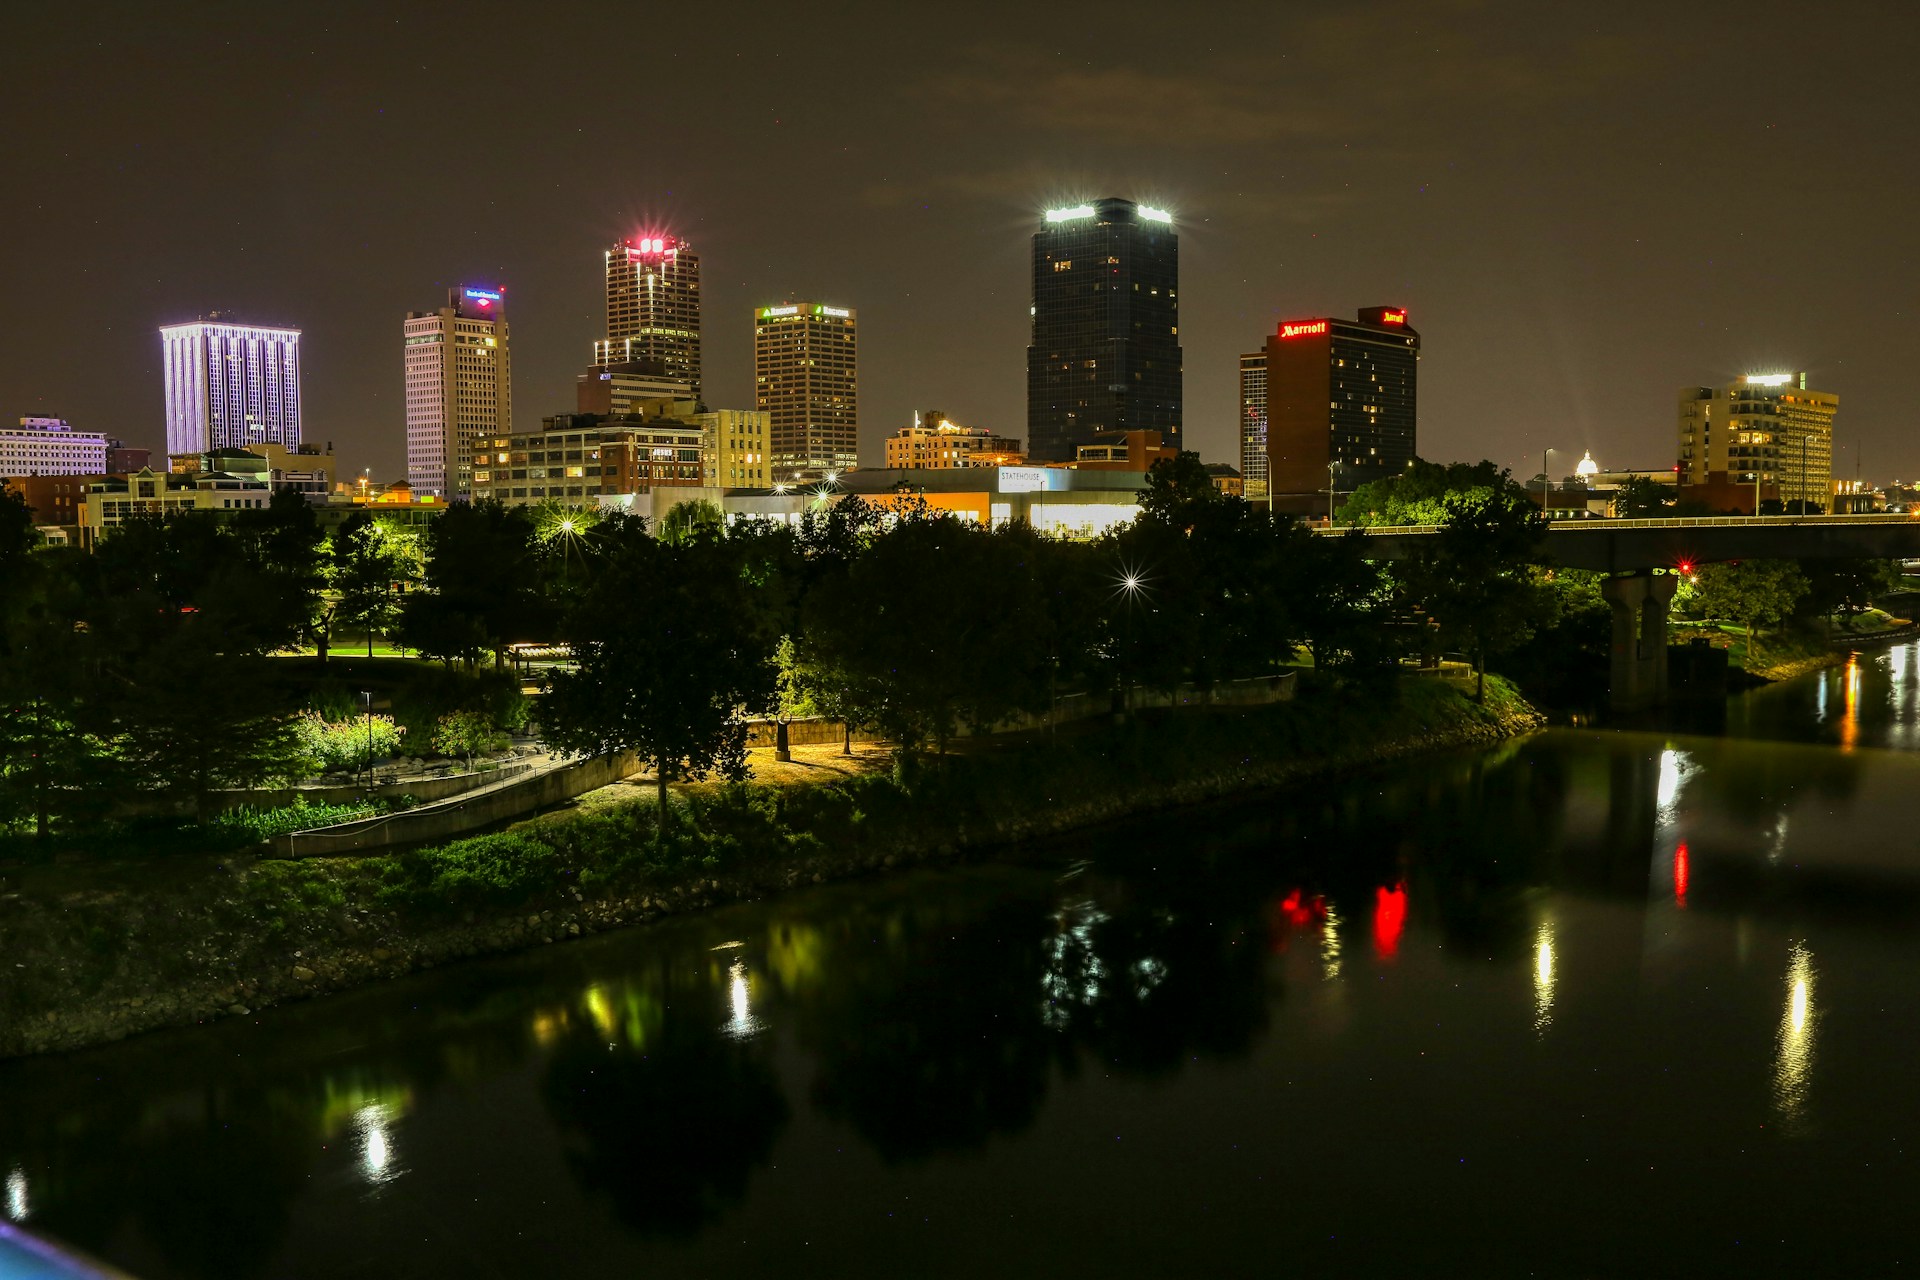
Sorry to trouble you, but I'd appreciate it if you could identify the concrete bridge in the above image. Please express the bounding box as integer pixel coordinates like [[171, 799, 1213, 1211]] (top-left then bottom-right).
[[1315, 514, 1920, 711]]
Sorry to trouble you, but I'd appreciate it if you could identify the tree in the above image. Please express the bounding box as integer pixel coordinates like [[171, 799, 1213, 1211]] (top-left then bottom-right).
[[333, 514, 420, 656], [1400, 488, 1554, 701], [229, 488, 328, 655], [1613, 475, 1674, 518], [1687, 559, 1809, 663], [769, 638, 816, 762], [431, 709, 494, 771], [544, 532, 778, 814], [801, 505, 1047, 753], [110, 643, 306, 822], [409, 499, 546, 670], [1138, 451, 1227, 530], [0, 485, 35, 571], [1799, 558, 1907, 631], [658, 499, 726, 545], [0, 554, 107, 842], [1292, 528, 1392, 676], [1338, 458, 1524, 527]]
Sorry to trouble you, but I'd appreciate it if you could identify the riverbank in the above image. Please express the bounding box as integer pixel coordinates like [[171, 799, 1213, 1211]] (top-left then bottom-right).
[[0, 675, 1542, 1059]]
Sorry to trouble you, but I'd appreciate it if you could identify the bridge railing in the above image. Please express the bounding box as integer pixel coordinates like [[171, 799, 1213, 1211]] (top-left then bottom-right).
[[1312, 513, 1920, 536]]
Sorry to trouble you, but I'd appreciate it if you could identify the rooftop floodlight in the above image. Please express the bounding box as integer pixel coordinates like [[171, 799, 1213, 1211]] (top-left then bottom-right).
[[1746, 373, 1794, 387], [1137, 205, 1173, 223], [1044, 204, 1096, 223]]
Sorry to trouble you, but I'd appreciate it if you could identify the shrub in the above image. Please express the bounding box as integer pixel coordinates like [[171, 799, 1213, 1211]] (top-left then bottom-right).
[[294, 712, 405, 774], [210, 799, 381, 845], [378, 831, 562, 909]]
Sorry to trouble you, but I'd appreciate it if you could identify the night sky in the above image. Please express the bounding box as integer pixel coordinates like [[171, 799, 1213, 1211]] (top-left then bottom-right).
[[5, 1, 1916, 485]]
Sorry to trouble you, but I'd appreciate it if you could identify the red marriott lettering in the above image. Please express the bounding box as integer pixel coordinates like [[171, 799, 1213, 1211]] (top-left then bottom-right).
[[1379, 310, 1406, 325], [1279, 320, 1328, 338]]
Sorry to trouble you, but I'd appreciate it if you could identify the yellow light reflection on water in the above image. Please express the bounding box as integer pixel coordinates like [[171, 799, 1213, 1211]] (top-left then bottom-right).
[[1839, 658, 1861, 751], [1533, 924, 1556, 1034], [1772, 942, 1817, 1131], [584, 985, 618, 1040], [1320, 903, 1343, 980]]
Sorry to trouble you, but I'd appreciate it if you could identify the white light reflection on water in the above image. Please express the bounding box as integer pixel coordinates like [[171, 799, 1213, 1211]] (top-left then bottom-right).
[[1321, 903, 1343, 981], [1772, 943, 1818, 1133], [723, 959, 763, 1040], [5, 1167, 26, 1221], [1656, 747, 1683, 812], [1532, 923, 1556, 1035], [354, 1105, 399, 1187], [1040, 902, 1110, 1029]]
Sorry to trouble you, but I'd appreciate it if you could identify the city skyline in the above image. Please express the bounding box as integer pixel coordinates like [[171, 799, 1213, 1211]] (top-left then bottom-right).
[[4, 3, 1915, 486]]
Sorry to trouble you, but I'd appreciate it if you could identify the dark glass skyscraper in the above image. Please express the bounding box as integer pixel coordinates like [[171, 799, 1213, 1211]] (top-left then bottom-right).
[[1026, 197, 1182, 462]]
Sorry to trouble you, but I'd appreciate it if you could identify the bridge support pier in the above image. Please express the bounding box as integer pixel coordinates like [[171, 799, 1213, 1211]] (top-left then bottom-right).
[[1602, 572, 1678, 712]]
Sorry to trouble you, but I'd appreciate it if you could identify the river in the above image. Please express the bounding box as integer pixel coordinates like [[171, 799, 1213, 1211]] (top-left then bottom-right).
[[6, 647, 1920, 1277]]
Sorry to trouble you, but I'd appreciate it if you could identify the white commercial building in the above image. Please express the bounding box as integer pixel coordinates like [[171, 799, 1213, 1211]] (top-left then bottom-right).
[[159, 316, 302, 456], [0, 416, 109, 477], [405, 286, 512, 499]]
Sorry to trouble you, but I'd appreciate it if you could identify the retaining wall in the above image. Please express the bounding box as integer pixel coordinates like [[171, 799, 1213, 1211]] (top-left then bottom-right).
[[276, 753, 636, 858]]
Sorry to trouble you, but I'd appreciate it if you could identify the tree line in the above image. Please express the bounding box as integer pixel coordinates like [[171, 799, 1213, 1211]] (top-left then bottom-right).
[[0, 454, 1649, 841]]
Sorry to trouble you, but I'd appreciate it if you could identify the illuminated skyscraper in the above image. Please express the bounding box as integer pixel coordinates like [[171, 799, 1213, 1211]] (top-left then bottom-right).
[[1239, 351, 1268, 499], [405, 285, 511, 499], [160, 315, 301, 456], [596, 235, 701, 403], [1264, 307, 1419, 510], [1026, 197, 1181, 463], [755, 302, 858, 480]]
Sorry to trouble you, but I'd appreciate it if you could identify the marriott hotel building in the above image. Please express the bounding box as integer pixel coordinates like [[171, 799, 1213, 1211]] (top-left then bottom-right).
[[1261, 307, 1419, 511]]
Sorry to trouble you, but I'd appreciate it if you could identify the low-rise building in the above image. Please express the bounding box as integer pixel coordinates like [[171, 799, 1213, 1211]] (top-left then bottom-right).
[[80, 467, 273, 546], [3, 473, 102, 538], [171, 442, 337, 496], [884, 411, 1024, 470], [1203, 463, 1244, 497], [1, 416, 110, 477], [470, 407, 705, 507], [1064, 428, 1179, 472]]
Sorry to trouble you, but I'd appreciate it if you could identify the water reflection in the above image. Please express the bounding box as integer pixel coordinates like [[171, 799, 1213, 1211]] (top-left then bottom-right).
[[1373, 884, 1407, 957], [1321, 903, 1343, 980], [1773, 942, 1818, 1133], [1840, 657, 1861, 751], [355, 1105, 397, 1187], [723, 959, 761, 1039], [1532, 923, 1556, 1034], [10, 693, 1920, 1275]]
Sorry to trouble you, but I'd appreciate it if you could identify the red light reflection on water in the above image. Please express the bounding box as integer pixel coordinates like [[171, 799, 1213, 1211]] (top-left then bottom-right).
[[1373, 884, 1408, 956], [1268, 889, 1327, 951], [1673, 842, 1690, 908]]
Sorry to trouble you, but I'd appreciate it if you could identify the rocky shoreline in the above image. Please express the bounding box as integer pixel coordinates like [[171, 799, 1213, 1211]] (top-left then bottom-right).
[[1, 690, 1542, 1060]]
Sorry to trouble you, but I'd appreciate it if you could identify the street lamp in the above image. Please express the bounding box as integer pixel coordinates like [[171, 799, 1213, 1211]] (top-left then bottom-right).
[[1539, 447, 1566, 516], [1112, 565, 1148, 716], [1326, 460, 1339, 527]]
